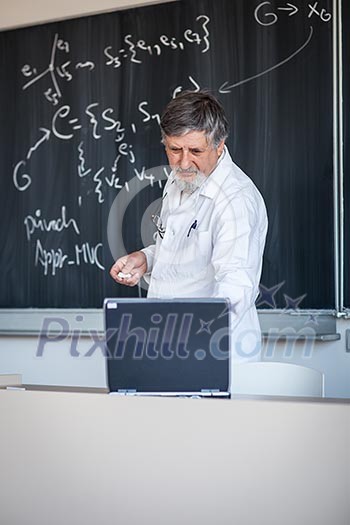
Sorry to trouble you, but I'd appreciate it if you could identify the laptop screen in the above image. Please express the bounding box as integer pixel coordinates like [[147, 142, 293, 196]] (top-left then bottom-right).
[[104, 298, 230, 395]]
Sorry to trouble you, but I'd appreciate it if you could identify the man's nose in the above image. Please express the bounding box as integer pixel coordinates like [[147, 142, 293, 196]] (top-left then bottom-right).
[[179, 150, 192, 170]]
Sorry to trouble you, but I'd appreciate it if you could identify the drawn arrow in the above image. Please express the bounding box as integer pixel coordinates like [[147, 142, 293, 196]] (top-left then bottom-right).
[[26, 127, 51, 160], [277, 3, 298, 16], [219, 25, 313, 93]]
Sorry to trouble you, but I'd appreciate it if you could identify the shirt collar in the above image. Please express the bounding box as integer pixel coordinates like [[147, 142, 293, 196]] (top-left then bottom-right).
[[199, 146, 232, 199]]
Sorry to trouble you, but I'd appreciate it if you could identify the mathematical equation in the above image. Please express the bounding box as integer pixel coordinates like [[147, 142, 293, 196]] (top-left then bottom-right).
[[20, 15, 210, 107], [12, 98, 166, 201], [254, 1, 332, 27], [12, 2, 333, 283], [76, 139, 166, 206], [218, 1, 332, 93]]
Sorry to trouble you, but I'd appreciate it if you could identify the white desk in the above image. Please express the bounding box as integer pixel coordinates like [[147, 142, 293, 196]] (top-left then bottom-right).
[[0, 388, 349, 525]]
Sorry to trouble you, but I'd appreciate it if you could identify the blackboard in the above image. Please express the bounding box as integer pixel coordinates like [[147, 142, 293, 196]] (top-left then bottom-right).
[[0, 0, 334, 309]]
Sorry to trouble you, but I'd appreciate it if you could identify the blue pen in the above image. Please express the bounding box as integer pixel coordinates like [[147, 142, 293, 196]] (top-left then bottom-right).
[[187, 220, 198, 237]]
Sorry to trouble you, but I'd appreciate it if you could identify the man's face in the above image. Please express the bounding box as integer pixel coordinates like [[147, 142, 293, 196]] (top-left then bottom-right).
[[164, 130, 225, 179]]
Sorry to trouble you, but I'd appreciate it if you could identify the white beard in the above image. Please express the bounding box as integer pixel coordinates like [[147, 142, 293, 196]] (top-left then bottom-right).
[[173, 168, 206, 194]]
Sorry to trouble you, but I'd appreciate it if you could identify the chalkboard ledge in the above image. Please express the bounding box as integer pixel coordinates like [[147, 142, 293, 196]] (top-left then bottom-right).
[[0, 308, 340, 342], [259, 310, 340, 341], [262, 333, 340, 342]]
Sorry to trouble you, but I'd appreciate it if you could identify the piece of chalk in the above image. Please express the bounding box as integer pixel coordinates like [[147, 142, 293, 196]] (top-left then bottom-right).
[[117, 271, 132, 279]]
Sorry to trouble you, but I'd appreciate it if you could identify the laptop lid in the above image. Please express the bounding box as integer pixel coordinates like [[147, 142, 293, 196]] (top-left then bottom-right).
[[104, 298, 230, 396]]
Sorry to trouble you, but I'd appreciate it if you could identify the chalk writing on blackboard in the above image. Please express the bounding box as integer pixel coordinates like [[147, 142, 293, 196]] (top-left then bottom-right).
[[34, 239, 105, 276], [254, 2, 331, 27], [24, 206, 80, 241], [172, 76, 201, 98], [219, 25, 314, 93], [307, 2, 332, 22], [13, 99, 162, 194], [20, 15, 210, 108], [21, 33, 71, 106], [10, 3, 332, 287], [104, 15, 210, 68], [22, 205, 104, 276]]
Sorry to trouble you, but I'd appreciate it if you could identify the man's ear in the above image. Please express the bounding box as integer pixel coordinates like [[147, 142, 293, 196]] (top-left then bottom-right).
[[217, 140, 225, 157]]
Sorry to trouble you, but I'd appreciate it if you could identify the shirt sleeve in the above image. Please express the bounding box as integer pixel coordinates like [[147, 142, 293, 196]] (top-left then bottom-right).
[[140, 244, 156, 283], [211, 189, 267, 327]]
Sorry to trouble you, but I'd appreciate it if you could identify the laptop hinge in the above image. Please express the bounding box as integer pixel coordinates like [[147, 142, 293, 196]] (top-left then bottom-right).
[[201, 389, 220, 396], [116, 389, 137, 395]]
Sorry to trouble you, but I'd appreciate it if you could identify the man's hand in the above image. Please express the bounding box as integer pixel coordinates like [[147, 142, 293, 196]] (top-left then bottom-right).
[[110, 251, 147, 287]]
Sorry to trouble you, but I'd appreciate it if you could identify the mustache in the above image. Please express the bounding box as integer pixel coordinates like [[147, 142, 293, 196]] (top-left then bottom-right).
[[174, 167, 198, 173]]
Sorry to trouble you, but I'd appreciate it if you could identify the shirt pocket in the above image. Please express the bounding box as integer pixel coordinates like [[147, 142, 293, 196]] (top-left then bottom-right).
[[152, 229, 213, 280], [194, 230, 212, 266]]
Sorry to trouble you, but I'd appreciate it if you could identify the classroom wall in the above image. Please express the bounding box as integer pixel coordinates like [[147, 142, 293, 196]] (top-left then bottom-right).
[[1, 0, 349, 397]]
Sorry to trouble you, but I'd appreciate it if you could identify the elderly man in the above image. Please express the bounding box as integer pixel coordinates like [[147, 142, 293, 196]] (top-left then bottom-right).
[[110, 90, 267, 369]]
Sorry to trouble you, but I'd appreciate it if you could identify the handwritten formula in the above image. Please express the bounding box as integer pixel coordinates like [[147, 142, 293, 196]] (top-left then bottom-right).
[[3, 0, 333, 287]]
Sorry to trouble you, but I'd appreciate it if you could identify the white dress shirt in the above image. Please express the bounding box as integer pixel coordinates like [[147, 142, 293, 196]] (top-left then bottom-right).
[[142, 147, 268, 387]]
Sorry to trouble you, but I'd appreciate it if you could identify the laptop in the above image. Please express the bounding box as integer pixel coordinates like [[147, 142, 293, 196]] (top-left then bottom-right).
[[104, 298, 231, 397]]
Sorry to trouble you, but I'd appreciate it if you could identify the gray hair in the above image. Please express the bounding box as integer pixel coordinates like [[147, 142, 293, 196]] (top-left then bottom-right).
[[160, 90, 229, 148]]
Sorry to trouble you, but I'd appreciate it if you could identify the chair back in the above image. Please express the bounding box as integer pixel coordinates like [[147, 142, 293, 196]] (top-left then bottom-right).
[[232, 362, 324, 397]]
